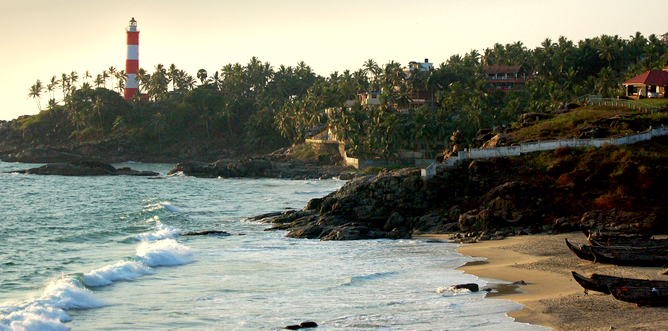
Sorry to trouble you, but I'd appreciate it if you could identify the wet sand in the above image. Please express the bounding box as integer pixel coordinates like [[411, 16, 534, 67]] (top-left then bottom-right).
[[419, 232, 668, 330]]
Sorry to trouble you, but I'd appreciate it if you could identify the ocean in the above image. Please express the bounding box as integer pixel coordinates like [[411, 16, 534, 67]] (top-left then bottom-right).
[[0, 162, 548, 330]]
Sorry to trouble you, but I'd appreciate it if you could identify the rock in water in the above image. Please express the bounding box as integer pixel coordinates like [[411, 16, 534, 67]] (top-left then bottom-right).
[[300, 321, 318, 328], [7, 161, 158, 176], [284, 321, 318, 329], [453, 283, 480, 292]]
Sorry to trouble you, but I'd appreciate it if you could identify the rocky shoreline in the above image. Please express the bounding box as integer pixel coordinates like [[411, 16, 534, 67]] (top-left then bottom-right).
[[167, 159, 353, 180], [0, 145, 356, 180], [6, 161, 159, 176], [255, 146, 668, 240]]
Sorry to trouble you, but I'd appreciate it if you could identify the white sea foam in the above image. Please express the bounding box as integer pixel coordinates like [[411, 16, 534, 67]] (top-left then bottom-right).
[[0, 277, 104, 331], [436, 285, 484, 296], [135, 218, 182, 242], [83, 260, 154, 287], [142, 201, 180, 213], [135, 239, 195, 267], [159, 202, 180, 212]]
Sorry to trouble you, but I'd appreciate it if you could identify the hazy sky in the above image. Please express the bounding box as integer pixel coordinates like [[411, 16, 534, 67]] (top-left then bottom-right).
[[1, 0, 667, 121]]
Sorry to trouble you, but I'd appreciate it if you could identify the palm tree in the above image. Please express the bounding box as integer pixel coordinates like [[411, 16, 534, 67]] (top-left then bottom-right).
[[148, 64, 169, 100], [168, 64, 179, 91], [61, 73, 71, 99], [597, 35, 618, 67], [102, 70, 109, 89], [363, 59, 379, 77], [46, 75, 60, 101], [210, 71, 221, 90], [107, 66, 117, 90], [136, 67, 150, 93], [115, 70, 126, 93], [47, 98, 58, 110], [465, 49, 481, 66], [172, 69, 187, 91], [197, 69, 208, 85], [28, 80, 45, 110], [94, 74, 105, 88], [595, 67, 619, 97], [83, 70, 92, 84], [185, 74, 197, 90], [70, 71, 79, 91], [80, 82, 92, 92]]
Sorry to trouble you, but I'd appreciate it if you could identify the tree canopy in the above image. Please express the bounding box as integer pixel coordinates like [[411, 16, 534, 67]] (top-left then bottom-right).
[[22, 32, 668, 158]]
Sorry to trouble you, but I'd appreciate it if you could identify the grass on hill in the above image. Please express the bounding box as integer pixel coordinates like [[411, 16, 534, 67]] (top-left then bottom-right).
[[520, 136, 668, 214], [509, 106, 668, 143], [636, 98, 668, 107]]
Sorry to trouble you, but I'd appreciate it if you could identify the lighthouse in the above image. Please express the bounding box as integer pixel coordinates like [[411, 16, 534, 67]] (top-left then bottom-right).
[[124, 17, 139, 100]]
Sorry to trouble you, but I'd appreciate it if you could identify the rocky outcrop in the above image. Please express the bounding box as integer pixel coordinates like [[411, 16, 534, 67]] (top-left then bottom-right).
[[263, 169, 427, 240], [260, 165, 548, 240], [437, 130, 467, 162], [7, 161, 159, 176], [168, 158, 351, 180], [481, 133, 511, 148], [257, 140, 668, 240]]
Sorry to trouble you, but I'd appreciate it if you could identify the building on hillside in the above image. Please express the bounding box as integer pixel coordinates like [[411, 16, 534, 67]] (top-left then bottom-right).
[[483, 65, 527, 91], [622, 67, 668, 99], [402, 58, 435, 110], [358, 91, 382, 106], [353, 59, 436, 109], [405, 58, 433, 74]]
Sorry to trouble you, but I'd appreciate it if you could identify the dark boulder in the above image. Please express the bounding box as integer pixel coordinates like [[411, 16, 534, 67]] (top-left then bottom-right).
[[284, 321, 318, 329], [453, 283, 480, 292], [168, 162, 216, 177], [304, 198, 323, 211]]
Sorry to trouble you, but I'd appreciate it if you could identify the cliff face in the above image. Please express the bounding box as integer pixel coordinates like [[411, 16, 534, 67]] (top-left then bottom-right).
[[265, 138, 668, 240]]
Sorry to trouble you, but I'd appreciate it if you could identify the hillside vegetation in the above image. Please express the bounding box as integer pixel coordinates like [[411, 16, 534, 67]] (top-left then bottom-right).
[[3, 32, 667, 163]]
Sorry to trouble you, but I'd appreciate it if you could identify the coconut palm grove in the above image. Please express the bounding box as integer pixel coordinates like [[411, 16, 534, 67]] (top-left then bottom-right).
[[17, 32, 668, 159]]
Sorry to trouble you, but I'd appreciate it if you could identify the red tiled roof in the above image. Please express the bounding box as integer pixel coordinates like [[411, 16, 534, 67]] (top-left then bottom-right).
[[487, 78, 526, 83], [483, 65, 523, 74], [623, 70, 668, 85]]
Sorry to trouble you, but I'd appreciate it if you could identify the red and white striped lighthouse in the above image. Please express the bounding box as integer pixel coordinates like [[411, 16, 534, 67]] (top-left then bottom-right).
[[123, 17, 139, 101]]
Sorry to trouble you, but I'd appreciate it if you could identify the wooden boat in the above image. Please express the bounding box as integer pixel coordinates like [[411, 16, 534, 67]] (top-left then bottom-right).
[[571, 271, 668, 294], [609, 285, 668, 306], [582, 229, 652, 241], [571, 271, 619, 294], [587, 236, 668, 248], [565, 238, 595, 261], [567, 239, 668, 266], [590, 245, 668, 267]]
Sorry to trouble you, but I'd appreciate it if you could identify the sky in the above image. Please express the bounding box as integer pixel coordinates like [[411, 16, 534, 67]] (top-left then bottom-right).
[[1, 0, 667, 121]]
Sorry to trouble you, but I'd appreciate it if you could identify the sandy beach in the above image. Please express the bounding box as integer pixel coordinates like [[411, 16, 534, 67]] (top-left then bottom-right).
[[429, 232, 668, 331]]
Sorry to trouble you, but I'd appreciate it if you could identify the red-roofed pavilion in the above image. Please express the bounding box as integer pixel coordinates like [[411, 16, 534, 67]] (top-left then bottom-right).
[[622, 67, 668, 98]]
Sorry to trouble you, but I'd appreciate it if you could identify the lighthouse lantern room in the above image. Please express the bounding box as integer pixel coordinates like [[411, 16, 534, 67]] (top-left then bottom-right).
[[124, 17, 140, 100]]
